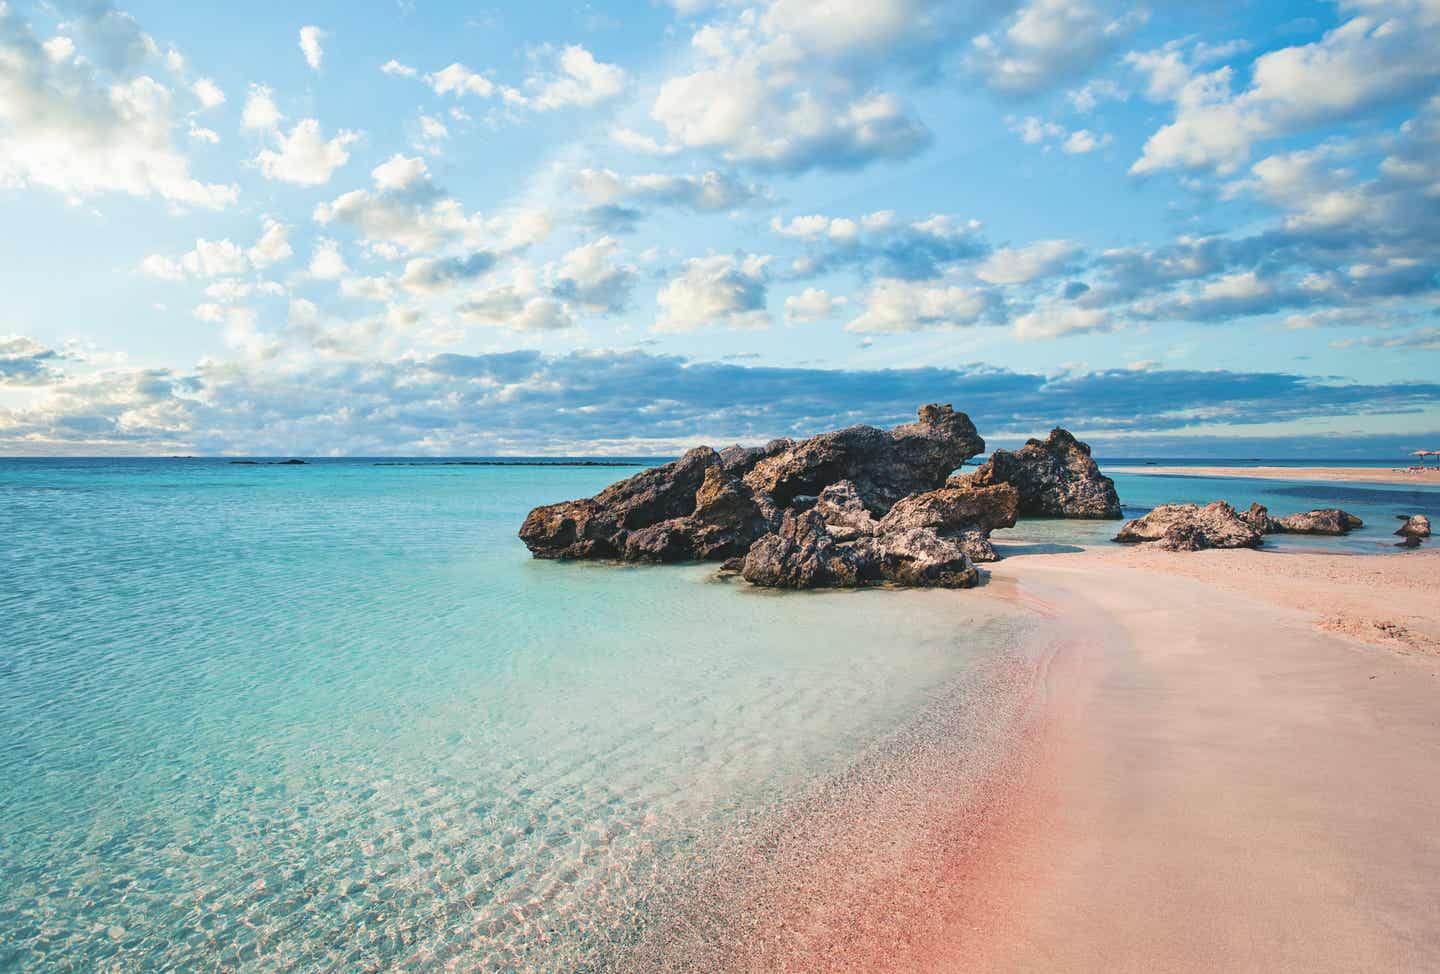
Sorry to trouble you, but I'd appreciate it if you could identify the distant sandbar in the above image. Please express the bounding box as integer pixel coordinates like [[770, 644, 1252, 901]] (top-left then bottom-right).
[[1107, 464, 1440, 487]]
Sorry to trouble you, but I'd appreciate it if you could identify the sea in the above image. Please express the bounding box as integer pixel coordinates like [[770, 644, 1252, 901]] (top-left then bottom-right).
[[1, 456, 1434, 971]]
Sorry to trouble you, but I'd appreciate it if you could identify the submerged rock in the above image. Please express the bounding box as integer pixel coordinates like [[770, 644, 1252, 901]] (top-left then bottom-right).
[[965, 428, 1121, 519], [1272, 508, 1364, 535], [1396, 514, 1431, 538], [1113, 502, 1263, 551]]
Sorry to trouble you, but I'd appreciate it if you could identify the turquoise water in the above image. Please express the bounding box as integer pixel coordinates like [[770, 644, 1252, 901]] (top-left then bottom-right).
[[1, 458, 1433, 972], [0, 459, 1034, 973]]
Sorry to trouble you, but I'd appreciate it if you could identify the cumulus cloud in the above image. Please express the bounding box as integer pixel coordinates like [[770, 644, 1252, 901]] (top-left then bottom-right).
[[254, 119, 359, 185], [241, 84, 282, 130], [655, 254, 771, 332], [845, 278, 998, 333], [0, 335, 68, 385], [247, 219, 293, 268], [299, 26, 325, 71], [550, 237, 636, 313], [507, 45, 626, 110], [977, 239, 1082, 284], [968, 0, 1145, 95], [399, 252, 498, 293], [308, 238, 349, 279], [778, 211, 986, 281], [1012, 303, 1111, 340], [0, 4, 236, 208], [192, 77, 224, 109], [784, 287, 846, 324], [573, 167, 768, 215], [1131, 6, 1440, 175]]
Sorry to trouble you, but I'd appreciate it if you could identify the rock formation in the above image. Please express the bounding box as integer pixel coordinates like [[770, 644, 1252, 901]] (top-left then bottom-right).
[[1396, 514, 1431, 539], [1243, 504, 1363, 535], [519, 405, 1000, 588], [1113, 502, 1264, 551], [963, 428, 1121, 519], [1271, 508, 1364, 535]]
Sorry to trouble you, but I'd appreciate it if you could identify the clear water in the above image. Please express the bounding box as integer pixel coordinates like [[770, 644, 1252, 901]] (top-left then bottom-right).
[[2, 457, 1434, 972], [0, 458, 1033, 973]]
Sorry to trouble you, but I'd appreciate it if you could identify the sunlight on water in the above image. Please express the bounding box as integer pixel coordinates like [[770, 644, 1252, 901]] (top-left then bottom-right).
[[0, 459, 1030, 972]]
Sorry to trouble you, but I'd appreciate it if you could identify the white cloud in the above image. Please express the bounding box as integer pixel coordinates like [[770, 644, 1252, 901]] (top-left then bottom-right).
[[574, 167, 768, 212], [969, 0, 1146, 95], [1062, 129, 1111, 154], [309, 239, 349, 279], [254, 119, 359, 185], [371, 153, 429, 191], [551, 237, 635, 313], [248, 219, 293, 268], [655, 254, 771, 332], [381, 59, 417, 78], [139, 254, 184, 280], [1132, 8, 1440, 175], [426, 63, 495, 98], [241, 84, 282, 130], [0, 9, 236, 209], [42, 36, 76, 64], [299, 26, 326, 72], [784, 287, 845, 323], [181, 238, 248, 277], [508, 45, 626, 110], [845, 278, 995, 333], [1013, 304, 1110, 339], [192, 77, 225, 109], [977, 240, 1082, 284], [457, 281, 574, 332]]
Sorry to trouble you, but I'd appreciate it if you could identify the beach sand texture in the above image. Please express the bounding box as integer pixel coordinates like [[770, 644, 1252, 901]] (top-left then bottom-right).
[[962, 546, 1440, 973], [1108, 465, 1440, 487]]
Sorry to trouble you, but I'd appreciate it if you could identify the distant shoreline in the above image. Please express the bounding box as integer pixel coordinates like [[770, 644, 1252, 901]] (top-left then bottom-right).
[[1107, 464, 1440, 487]]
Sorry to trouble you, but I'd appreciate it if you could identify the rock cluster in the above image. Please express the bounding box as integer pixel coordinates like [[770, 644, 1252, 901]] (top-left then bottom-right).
[[1244, 504, 1364, 536], [963, 428, 1122, 519], [520, 405, 1014, 587], [1113, 502, 1264, 551]]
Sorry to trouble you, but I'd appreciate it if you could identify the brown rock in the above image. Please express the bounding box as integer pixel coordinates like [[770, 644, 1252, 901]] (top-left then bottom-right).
[[1113, 501, 1263, 551], [967, 427, 1121, 519]]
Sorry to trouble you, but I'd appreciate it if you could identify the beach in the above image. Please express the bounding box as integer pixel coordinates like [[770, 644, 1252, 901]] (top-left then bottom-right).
[[959, 545, 1440, 972], [1108, 465, 1440, 487]]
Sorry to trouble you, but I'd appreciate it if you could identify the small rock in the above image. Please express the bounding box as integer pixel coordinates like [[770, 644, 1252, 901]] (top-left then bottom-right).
[[1395, 514, 1431, 538], [1113, 501, 1263, 551]]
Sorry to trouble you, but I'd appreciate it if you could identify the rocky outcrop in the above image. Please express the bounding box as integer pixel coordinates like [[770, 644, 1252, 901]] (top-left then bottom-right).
[[742, 404, 984, 514], [1396, 514, 1431, 539], [876, 483, 1019, 563], [740, 509, 873, 589], [1241, 503, 1363, 536], [1272, 508, 1364, 535], [964, 428, 1121, 519], [1113, 502, 1264, 551], [519, 405, 989, 579]]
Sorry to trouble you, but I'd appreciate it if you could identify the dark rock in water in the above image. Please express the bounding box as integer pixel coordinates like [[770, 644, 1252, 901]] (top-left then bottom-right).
[[1271, 508, 1364, 535], [1242, 503, 1280, 534], [869, 528, 980, 588], [876, 483, 1019, 563], [1396, 535, 1423, 549], [742, 404, 985, 514], [741, 509, 871, 589], [229, 458, 307, 466], [1113, 502, 1263, 551], [1395, 514, 1431, 539], [1244, 503, 1362, 536], [964, 428, 1121, 519], [519, 405, 986, 573]]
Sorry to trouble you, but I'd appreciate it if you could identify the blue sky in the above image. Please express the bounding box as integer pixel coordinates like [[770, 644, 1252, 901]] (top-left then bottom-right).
[[0, 0, 1437, 455]]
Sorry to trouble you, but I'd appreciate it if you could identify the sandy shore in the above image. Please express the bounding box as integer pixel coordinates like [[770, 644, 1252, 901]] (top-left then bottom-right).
[[959, 545, 1440, 972], [1107, 464, 1440, 486]]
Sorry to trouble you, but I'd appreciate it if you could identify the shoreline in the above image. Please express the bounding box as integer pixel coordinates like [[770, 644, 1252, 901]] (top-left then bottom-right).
[[957, 545, 1440, 971], [1107, 464, 1440, 487]]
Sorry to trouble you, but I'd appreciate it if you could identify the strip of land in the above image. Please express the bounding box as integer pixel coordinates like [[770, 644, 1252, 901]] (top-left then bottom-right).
[[956, 546, 1440, 972], [1107, 464, 1440, 486]]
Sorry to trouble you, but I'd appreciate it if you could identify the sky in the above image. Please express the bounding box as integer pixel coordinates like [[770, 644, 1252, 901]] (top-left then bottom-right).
[[0, 0, 1437, 456]]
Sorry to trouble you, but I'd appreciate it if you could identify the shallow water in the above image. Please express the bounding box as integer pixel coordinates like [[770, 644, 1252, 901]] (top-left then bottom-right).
[[0, 459, 1032, 972], [2, 456, 1433, 971]]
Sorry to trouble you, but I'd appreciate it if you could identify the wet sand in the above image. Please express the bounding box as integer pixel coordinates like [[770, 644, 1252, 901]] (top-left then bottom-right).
[[1107, 464, 1440, 487], [960, 546, 1440, 972]]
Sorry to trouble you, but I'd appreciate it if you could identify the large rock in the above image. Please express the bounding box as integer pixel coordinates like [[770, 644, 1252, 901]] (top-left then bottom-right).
[[1113, 502, 1264, 552], [519, 405, 986, 570], [1396, 514, 1431, 539], [876, 483, 1019, 563], [965, 428, 1121, 519], [1242, 503, 1363, 536], [869, 528, 980, 588], [743, 404, 984, 514], [740, 509, 872, 589], [1272, 508, 1364, 535]]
